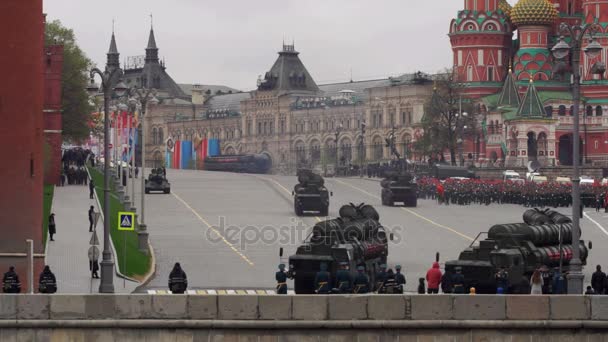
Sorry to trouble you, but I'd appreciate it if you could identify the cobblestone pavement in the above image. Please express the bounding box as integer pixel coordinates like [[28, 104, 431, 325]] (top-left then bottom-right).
[[46, 184, 138, 293], [140, 169, 608, 293]]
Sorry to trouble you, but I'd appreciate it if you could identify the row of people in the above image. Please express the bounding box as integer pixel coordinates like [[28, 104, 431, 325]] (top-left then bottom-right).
[[3, 266, 57, 294]]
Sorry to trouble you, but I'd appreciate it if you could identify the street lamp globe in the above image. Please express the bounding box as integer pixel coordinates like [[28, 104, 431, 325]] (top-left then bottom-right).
[[118, 103, 128, 111], [149, 96, 160, 106], [113, 80, 128, 97], [86, 78, 100, 97], [552, 36, 571, 59], [584, 39, 602, 58], [462, 112, 468, 117]]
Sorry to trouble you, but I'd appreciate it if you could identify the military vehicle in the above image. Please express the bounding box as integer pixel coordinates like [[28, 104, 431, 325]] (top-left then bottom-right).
[[292, 169, 331, 216], [381, 170, 417, 207], [203, 153, 272, 174], [284, 203, 392, 294], [145, 168, 171, 194], [445, 208, 591, 294]]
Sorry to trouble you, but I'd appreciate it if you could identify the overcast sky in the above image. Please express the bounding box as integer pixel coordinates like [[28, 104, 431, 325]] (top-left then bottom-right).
[[43, 0, 517, 91]]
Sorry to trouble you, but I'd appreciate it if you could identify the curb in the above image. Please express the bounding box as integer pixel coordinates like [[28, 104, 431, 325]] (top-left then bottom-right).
[[134, 242, 157, 293], [86, 166, 140, 285]]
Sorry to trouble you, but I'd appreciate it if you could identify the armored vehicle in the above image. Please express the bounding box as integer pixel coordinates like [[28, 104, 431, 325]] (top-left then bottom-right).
[[203, 153, 272, 174], [445, 208, 591, 294], [286, 203, 391, 294], [145, 168, 171, 194], [293, 169, 331, 216], [381, 170, 417, 207]]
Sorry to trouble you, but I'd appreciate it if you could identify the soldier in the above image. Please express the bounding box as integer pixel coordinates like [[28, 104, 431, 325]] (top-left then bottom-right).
[[441, 268, 453, 294], [38, 265, 57, 294], [353, 266, 370, 294], [375, 264, 388, 292], [335, 262, 352, 293], [394, 265, 406, 291], [2, 266, 21, 293], [452, 267, 465, 294], [275, 264, 288, 294], [88, 205, 95, 232], [168, 262, 188, 294], [314, 262, 331, 294], [495, 267, 509, 294]]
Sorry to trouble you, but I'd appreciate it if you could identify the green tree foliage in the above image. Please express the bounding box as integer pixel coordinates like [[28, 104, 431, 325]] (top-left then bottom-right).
[[45, 20, 93, 142], [420, 70, 475, 165]]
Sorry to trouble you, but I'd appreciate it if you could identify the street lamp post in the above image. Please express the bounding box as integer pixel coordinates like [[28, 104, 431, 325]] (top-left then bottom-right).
[[551, 21, 602, 294], [360, 120, 366, 177], [128, 87, 158, 253], [455, 111, 468, 166], [87, 69, 127, 293], [334, 123, 343, 175]]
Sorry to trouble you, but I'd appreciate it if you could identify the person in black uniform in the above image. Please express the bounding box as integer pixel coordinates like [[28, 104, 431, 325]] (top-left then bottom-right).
[[452, 267, 465, 294], [441, 268, 454, 294], [275, 264, 288, 294], [353, 266, 369, 294], [168, 262, 188, 294], [335, 262, 352, 293], [3, 266, 21, 293], [48, 213, 56, 241], [88, 206, 95, 232], [314, 262, 330, 294], [38, 265, 57, 294], [374, 264, 388, 292], [89, 179, 95, 199], [394, 265, 406, 292]]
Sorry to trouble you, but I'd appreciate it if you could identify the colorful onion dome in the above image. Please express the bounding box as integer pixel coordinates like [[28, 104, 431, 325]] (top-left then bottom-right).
[[498, 0, 512, 18], [511, 0, 558, 26]]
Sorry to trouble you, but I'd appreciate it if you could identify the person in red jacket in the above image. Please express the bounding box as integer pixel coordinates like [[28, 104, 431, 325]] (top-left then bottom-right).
[[426, 262, 442, 294]]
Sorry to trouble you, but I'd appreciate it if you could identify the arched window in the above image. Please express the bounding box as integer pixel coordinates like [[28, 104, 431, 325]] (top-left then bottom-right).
[[558, 105, 566, 116], [372, 136, 383, 161], [152, 128, 158, 145], [158, 128, 163, 143], [586, 105, 593, 116], [596, 106, 603, 117], [467, 65, 473, 81], [544, 106, 553, 117]]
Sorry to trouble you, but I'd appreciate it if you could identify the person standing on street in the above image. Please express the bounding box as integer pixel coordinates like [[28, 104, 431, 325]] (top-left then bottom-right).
[[394, 265, 406, 290], [89, 179, 95, 199], [425, 262, 442, 294], [530, 269, 543, 294], [592, 265, 606, 295], [275, 264, 288, 294], [48, 213, 56, 241], [452, 267, 465, 294], [353, 266, 369, 294], [90, 258, 99, 279], [314, 262, 330, 294], [88, 206, 95, 232], [335, 262, 352, 293]]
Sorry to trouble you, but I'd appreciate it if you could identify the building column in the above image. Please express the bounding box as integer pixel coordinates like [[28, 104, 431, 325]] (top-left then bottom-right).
[[395, 103, 402, 127]]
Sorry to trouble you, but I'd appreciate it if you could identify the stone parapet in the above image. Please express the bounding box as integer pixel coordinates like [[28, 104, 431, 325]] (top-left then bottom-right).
[[0, 294, 602, 322]]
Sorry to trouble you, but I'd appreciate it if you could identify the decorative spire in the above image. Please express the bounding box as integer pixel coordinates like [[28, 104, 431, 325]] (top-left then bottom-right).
[[497, 69, 521, 108], [145, 17, 159, 64], [106, 26, 120, 68], [517, 76, 545, 117]]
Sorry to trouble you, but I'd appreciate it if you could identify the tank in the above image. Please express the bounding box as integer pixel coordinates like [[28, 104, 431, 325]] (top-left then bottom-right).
[[145, 168, 171, 194], [445, 209, 590, 294], [380, 171, 417, 207], [287, 203, 390, 294], [293, 169, 330, 216]]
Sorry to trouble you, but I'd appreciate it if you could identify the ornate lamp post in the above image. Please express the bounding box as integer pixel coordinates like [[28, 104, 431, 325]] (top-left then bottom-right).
[[334, 123, 343, 174], [359, 120, 366, 177], [128, 86, 158, 253], [455, 111, 468, 166], [86, 70, 127, 293], [551, 22, 602, 294]]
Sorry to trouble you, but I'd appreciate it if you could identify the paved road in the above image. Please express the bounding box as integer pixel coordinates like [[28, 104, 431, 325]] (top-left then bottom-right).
[[142, 170, 608, 293]]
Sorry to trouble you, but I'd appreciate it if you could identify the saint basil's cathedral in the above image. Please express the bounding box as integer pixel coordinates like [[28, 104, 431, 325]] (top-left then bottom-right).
[[450, 0, 608, 166]]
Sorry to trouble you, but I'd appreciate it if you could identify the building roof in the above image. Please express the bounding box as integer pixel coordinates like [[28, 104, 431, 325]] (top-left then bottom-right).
[[497, 70, 521, 108], [511, 0, 557, 27], [147, 28, 157, 50], [178, 84, 240, 96], [517, 79, 546, 117], [257, 44, 319, 95]]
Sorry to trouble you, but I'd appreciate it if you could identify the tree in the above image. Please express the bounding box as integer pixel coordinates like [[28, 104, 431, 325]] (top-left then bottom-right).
[[421, 70, 475, 165], [45, 20, 94, 142]]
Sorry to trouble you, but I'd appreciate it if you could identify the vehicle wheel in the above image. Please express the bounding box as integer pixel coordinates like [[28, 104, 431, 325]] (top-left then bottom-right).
[[164, 188, 170, 194], [145, 188, 150, 194], [294, 276, 313, 294]]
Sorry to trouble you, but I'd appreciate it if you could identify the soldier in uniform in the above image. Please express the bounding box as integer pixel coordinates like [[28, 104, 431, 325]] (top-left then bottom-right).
[[314, 262, 330, 294], [275, 264, 288, 294], [452, 267, 465, 294], [394, 265, 406, 291], [335, 262, 352, 293], [2, 266, 21, 293], [168, 262, 188, 294], [38, 265, 57, 294], [374, 264, 388, 292], [495, 267, 509, 294], [353, 266, 370, 294]]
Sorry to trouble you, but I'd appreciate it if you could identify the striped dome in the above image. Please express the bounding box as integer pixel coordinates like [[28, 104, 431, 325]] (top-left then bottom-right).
[[499, 0, 512, 18], [511, 0, 558, 26]]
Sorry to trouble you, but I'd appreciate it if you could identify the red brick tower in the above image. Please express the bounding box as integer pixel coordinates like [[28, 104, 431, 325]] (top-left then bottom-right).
[[0, 0, 45, 292], [43, 45, 64, 186]]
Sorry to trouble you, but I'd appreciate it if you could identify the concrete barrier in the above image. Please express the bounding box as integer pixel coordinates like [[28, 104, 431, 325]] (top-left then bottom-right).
[[0, 294, 606, 341]]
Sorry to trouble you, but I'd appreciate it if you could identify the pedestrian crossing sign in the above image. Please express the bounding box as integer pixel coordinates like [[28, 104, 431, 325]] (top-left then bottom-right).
[[118, 212, 135, 231]]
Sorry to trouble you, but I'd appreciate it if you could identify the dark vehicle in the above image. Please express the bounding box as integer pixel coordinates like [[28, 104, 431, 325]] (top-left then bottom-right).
[[445, 208, 591, 294], [145, 168, 171, 194], [286, 203, 391, 294], [292, 169, 331, 216], [381, 171, 417, 207], [203, 153, 272, 174], [431, 164, 476, 180]]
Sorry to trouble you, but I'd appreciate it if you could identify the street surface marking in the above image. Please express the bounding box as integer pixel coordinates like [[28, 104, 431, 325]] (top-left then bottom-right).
[[172, 192, 255, 266], [584, 212, 608, 237], [257, 175, 322, 223], [333, 178, 474, 242]]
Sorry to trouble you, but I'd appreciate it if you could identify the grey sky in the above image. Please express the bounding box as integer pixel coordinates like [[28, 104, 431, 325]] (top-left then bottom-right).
[[43, 0, 517, 91]]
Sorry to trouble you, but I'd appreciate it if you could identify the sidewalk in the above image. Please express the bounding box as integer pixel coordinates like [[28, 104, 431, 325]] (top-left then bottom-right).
[[45, 184, 138, 293]]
